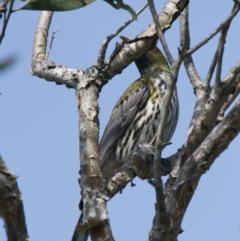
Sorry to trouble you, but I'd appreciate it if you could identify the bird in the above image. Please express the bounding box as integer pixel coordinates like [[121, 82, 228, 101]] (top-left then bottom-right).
[[71, 44, 179, 241]]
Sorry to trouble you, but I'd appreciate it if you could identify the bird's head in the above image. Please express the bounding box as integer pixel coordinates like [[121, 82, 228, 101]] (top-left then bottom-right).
[[135, 45, 170, 75]]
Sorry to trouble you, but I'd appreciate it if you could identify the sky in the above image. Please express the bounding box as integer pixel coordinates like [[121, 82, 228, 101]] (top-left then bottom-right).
[[1, 1, 240, 241]]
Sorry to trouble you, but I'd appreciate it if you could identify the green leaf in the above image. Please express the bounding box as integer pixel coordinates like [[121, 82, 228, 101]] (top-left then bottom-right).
[[104, 0, 137, 19], [19, 0, 95, 11]]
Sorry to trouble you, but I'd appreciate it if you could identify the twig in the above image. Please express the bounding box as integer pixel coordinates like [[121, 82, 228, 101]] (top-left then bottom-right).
[[147, 1, 184, 235], [215, 26, 228, 84], [148, 0, 174, 65], [180, 5, 202, 89], [150, 58, 182, 240], [0, 0, 10, 9], [215, 3, 238, 83], [206, 3, 238, 85], [97, 2, 149, 66], [45, 29, 59, 61], [205, 48, 218, 84], [183, 4, 240, 57], [0, 0, 14, 44], [147, 0, 179, 236]]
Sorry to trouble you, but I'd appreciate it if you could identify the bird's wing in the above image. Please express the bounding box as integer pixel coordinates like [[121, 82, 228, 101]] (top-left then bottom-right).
[[99, 80, 149, 165]]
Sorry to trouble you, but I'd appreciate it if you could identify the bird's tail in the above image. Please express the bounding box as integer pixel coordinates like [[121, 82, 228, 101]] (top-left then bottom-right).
[[71, 213, 89, 241]]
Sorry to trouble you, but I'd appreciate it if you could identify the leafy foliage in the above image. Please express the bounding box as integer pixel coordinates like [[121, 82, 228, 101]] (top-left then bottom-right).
[[19, 0, 95, 11], [104, 0, 137, 19]]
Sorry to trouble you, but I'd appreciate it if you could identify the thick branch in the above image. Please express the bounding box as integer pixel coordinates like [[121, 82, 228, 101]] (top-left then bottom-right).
[[31, 3, 189, 241], [166, 100, 240, 237], [76, 143, 172, 233], [76, 68, 114, 240], [164, 62, 240, 190], [107, 144, 171, 196], [183, 42, 240, 156], [104, 0, 188, 81], [30, 61, 79, 88], [0, 156, 28, 241], [217, 82, 240, 121], [31, 11, 53, 66]]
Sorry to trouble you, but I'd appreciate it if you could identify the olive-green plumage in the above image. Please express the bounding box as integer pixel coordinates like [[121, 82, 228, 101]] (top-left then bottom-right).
[[72, 45, 179, 241], [100, 45, 178, 179]]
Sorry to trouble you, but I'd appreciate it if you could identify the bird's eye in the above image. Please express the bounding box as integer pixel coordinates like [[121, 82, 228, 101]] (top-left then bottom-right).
[[151, 46, 157, 52]]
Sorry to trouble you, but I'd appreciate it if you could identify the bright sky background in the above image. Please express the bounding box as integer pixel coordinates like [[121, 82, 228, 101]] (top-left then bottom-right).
[[1, 1, 240, 241]]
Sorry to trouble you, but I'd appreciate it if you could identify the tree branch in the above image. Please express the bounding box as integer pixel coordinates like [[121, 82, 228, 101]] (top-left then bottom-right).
[[31, 11, 114, 241], [105, 0, 188, 80], [205, 48, 218, 84], [215, 3, 239, 84], [30, 1, 188, 90], [148, 0, 174, 64], [168, 62, 240, 186], [180, 6, 202, 91], [217, 82, 240, 122], [75, 143, 171, 236], [30, 61, 80, 88], [28, 2, 240, 241], [147, 2, 184, 236], [215, 28, 227, 84], [147, 58, 182, 241], [166, 100, 240, 237], [179, 5, 209, 152], [179, 2, 240, 160], [0, 156, 28, 241], [97, 2, 149, 66], [168, 61, 240, 187], [31, 3, 189, 241], [31, 11, 53, 65], [30, 11, 78, 88], [107, 144, 171, 196], [0, 0, 14, 44], [45, 29, 59, 61], [184, 73, 238, 154], [76, 68, 115, 240], [183, 3, 240, 57], [137, 0, 189, 39]]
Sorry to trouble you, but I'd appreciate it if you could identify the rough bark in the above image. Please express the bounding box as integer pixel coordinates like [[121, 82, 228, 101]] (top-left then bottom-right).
[[0, 156, 28, 241]]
